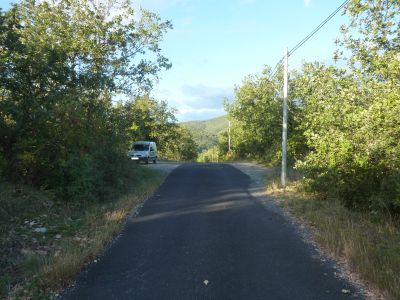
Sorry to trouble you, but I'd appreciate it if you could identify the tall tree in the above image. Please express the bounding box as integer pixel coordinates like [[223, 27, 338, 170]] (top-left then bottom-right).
[[0, 0, 172, 199], [293, 0, 400, 211]]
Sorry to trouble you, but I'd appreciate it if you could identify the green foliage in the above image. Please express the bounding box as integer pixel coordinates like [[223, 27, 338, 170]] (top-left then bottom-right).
[[226, 0, 400, 213], [61, 153, 100, 202], [170, 125, 198, 161], [294, 62, 400, 211], [183, 115, 228, 152], [0, 1, 179, 202], [339, 0, 400, 80], [197, 146, 220, 163], [0, 275, 11, 298], [123, 95, 198, 161], [292, 0, 400, 212], [225, 68, 305, 166], [0, 166, 161, 299]]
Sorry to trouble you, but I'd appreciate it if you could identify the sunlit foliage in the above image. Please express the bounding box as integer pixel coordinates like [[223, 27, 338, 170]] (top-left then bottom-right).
[[0, 0, 196, 202], [225, 0, 400, 212]]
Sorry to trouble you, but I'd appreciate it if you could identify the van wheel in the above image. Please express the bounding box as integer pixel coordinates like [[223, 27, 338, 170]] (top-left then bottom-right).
[[153, 159, 156, 164], [145, 158, 149, 164]]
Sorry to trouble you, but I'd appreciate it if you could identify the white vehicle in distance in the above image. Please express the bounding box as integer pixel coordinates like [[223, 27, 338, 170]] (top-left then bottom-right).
[[128, 141, 157, 164]]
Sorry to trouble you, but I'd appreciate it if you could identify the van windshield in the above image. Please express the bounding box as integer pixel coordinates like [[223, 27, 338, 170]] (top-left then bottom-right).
[[133, 144, 149, 151]]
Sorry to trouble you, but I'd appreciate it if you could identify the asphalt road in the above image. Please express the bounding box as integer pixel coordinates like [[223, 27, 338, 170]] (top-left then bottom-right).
[[62, 163, 361, 300]]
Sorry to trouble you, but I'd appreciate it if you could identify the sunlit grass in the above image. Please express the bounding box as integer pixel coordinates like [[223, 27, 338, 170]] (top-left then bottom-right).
[[266, 171, 400, 300]]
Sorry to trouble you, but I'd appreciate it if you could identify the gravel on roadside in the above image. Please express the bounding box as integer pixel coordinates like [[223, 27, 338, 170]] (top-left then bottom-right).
[[229, 162, 284, 215], [144, 160, 182, 175]]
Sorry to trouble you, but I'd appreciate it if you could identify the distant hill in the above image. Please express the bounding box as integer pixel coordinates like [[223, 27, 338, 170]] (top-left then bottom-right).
[[182, 115, 228, 152]]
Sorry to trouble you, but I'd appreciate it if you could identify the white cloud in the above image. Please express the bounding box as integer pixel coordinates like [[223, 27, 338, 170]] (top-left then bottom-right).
[[180, 84, 233, 109], [153, 83, 233, 121], [304, 0, 312, 7], [177, 108, 226, 122]]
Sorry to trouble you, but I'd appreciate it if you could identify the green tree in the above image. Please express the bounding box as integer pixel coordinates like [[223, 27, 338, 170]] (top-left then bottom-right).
[[198, 146, 219, 163], [0, 0, 172, 201], [123, 95, 197, 161], [172, 126, 198, 161], [225, 0, 400, 212], [226, 68, 281, 164], [339, 0, 400, 81], [292, 0, 400, 211], [226, 67, 305, 166]]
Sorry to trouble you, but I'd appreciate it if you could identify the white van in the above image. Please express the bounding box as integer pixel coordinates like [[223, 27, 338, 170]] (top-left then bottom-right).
[[128, 141, 157, 164]]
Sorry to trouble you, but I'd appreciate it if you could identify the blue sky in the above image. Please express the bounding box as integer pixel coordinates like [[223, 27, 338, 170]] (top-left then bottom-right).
[[134, 0, 349, 121], [0, 0, 350, 121]]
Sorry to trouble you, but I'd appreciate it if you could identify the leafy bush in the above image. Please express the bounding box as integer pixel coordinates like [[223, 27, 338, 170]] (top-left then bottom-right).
[[61, 153, 99, 203], [0, 1, 194, 203], [226, 0, 400, 213]]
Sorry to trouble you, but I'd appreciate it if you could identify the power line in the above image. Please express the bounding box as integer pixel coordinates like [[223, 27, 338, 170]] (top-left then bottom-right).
[[279, 0, 349, 188], [269, 0, 350, 80], [288, 0, 350, 57], [269, 57, 284, 80]]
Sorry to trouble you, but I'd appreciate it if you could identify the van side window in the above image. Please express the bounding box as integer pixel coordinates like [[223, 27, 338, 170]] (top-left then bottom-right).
[[150, 147, 154, 151]]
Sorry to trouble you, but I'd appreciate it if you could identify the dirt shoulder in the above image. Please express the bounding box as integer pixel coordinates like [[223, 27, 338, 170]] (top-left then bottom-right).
[[231, 162, 386, 300], [229, 162, 273, 186], [145, 160, 182, 175], [229, 162, 283, 215]]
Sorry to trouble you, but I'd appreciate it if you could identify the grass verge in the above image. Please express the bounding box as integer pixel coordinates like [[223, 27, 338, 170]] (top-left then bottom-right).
[[0, 163, 162, 299], [265, 169, 400, 300]]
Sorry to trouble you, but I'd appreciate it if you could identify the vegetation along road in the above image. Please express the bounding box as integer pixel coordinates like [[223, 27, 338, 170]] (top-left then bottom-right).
[[1, 0, 398, 298], [61, 163, 361, 299]]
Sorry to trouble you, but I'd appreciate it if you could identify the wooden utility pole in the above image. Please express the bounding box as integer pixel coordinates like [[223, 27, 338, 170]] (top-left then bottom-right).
[[281, 47, 288, 189]]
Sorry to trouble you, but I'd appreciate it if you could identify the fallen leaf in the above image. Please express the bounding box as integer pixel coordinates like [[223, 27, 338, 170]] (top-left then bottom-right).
[[203, 280, 209, 286], [341, 289, 351, 294]]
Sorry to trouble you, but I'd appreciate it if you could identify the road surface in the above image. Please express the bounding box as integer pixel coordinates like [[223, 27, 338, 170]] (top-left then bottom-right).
[[62, 163, 361, 299]]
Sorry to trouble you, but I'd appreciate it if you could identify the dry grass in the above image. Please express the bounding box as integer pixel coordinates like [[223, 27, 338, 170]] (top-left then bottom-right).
[[266, 171, 400, 300], [0, 166, 162, 299]]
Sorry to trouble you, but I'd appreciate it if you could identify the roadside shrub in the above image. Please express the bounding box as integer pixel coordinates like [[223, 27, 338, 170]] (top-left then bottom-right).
[[0, 151, 5, 178], [376, 172, 400, 212], [61, 153, 100, 203], [294, 63, 400, 213], [0, 1, 173, 203]]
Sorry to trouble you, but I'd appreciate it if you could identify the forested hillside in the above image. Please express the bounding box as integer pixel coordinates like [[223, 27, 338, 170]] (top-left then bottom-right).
[[182, 115, 228, 152], [223, 0, 400, 213]]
